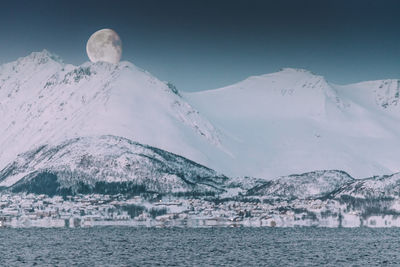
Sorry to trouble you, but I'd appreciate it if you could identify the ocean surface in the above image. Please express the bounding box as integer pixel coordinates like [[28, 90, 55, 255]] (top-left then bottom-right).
[[1, 227, 399, 266]]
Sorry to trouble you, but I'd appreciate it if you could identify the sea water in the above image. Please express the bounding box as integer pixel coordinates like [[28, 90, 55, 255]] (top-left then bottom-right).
[[0, 227, 398, 266]]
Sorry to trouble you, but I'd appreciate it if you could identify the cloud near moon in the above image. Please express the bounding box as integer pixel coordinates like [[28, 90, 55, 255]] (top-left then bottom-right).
[[86, 29, 122, 64]]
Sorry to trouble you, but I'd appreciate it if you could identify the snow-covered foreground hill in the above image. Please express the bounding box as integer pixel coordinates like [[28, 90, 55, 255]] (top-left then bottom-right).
[[185, 68, 400, 178], [0, 135, 228, 195]]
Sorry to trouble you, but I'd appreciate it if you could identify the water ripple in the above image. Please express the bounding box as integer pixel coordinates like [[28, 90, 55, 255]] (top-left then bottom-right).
[[0, 228, 399, 266]]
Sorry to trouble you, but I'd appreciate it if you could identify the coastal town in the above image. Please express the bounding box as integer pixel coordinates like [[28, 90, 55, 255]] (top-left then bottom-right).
[[1, 192, 400, 228]]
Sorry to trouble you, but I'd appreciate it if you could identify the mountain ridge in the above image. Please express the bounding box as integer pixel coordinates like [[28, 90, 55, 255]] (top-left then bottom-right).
[[0, 50, 228, 177], [184, 66, 400, 178], [1, 50, 400, 181]]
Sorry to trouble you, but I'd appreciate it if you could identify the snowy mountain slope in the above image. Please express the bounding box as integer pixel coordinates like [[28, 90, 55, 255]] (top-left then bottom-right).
[[335, 79, 400, 112], [333, 172, 400, 199], [184, 68, 400, 178], [188, 68, 345, 119], [2, 50, 400, 182], [0, 135, 228, 195], [0, 50, 229, 179], [246, 170, 354, 200]]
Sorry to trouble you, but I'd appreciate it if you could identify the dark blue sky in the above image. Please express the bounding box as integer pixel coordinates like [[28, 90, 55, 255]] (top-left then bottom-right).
[[1, 0, 400, 91]]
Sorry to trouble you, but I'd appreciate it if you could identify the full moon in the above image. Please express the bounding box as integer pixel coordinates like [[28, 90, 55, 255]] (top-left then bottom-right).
[[86, 29, 122, 64]]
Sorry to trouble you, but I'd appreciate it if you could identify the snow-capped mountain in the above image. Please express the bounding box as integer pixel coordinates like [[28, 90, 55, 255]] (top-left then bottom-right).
[[2, 50, 400, 187], [0, 135, 228, 195], [0, 50, 228, 180], [185, 68, 400, 178]]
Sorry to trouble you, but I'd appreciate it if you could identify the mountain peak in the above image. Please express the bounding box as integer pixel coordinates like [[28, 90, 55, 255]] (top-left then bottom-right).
[[22, 49, 64, 65], [238, 67, 324, 86], [0, 50, 223, 177], [278, 68, 314, 74], [0, 50, 65, 77]]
